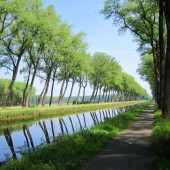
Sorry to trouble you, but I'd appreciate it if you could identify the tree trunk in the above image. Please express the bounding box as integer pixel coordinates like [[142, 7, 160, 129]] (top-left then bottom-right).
[[25, 58, 40, 107], [75, 83, 82, 104], [163, 0, 170, 118], [150, 29, 161, 108], [107, 90, 111, 102], [58, 79, 66, 105], [49, 68, 57, 106], [67, 78, 75, 104], [38, 80, 47, 106], [42, 73, 51, 106], [104, 88, 108, 102], [22, 63, 32, 107], [120, 92, 123, 102], [111, 90, 114, 102], [127, 92, 130, 101], [93, 83, 99, 103], [98, 86, 102, 103], [90, 84, 96, 103], [110, 90, 113, 102], [82, 79, 87, 103], [117, 91, 121, 102], [4, 57, 21, 107], [102, 88, 105, 102], [159, 0, 166, 109], [60, 79, 69, 104]]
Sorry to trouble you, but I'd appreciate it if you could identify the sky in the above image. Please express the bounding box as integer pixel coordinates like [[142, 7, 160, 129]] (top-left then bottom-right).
[[45, 0, 151, 96], [0, 0, 152, 97]]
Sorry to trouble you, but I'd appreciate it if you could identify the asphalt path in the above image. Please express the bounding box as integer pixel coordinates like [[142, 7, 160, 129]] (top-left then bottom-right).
[[82, 104, 154, 170]]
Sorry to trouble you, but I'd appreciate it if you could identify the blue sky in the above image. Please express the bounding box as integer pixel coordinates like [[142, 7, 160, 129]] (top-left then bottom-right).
[[0, 0, 151, 97], [45, 0, 151, 96]]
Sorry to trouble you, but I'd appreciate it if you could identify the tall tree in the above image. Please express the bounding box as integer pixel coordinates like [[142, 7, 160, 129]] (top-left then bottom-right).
[[88, 52, 112, 103], [0, 0, 43, 106], [101, 0, 161, 105], [57, 32, 88, 105], [162, 0, 170, 117], [137, 53, 155, 98]]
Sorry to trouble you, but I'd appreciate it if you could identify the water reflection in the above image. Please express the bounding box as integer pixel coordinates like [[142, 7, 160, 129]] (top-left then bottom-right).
[[3, 128, 17, 160], [23, 124, 35, 151], [0, 103, 143, 163]]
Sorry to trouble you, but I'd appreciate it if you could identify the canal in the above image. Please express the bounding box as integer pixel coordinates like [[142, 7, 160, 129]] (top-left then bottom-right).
[[0, 103, 142, 163]]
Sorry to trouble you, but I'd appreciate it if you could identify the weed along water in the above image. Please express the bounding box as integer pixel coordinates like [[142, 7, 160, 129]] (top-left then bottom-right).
[[0, 103, 143, 164]]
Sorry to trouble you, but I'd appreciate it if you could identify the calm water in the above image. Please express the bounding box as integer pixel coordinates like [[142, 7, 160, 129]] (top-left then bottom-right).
[[0, 104, 141, 163]]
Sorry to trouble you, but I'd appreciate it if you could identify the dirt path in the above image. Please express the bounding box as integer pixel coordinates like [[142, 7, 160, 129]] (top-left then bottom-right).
[[82, 104, 154, 170]]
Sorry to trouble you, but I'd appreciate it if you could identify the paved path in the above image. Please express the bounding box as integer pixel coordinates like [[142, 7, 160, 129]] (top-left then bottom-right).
[[82, 104, 154, 170]]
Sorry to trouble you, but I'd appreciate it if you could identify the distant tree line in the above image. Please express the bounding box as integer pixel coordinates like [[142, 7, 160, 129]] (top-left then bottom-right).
[[0, 0, 149, 107], [0, 79, 35, 106], [102, 0, 170, 118]]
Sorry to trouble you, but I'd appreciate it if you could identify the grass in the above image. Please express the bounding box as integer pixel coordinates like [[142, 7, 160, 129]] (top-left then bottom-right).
[[152, 110, 170, 170], [0, 101, 146, 123], [0, 102, 150, 170]]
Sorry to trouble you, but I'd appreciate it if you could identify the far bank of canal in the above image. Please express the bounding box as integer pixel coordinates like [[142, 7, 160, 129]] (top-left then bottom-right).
[[0, 101, 146, 123]]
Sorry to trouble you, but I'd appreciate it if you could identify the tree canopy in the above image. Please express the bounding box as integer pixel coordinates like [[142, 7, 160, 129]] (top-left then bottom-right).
[[102, 0, 170, 118], [0, 0, 149, 107]]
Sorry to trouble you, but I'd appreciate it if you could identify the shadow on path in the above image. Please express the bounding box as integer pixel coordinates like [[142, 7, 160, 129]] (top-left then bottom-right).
[[82, 104, 154, 170]]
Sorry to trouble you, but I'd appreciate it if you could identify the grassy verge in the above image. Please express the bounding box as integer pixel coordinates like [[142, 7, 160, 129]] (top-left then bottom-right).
[[0, 102, 150, 170], [152, 110, 170, 170], [0, 101, 146, 122]]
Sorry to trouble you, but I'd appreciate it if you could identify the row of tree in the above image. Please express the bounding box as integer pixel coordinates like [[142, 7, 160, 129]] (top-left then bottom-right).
[[0, 0, 149, 107], [102, 0, 170, 118]]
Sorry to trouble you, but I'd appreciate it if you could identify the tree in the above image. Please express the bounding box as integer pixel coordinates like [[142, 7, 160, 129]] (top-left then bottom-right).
[[57, 32, 88, 105], [107, 58, 122, 102], [0, 0, 43, 107], [88, 52, 112, 103], [137, 53, 155, 98], [162, 0, 170, 117], [101, 0, 161, 105], [102, 0, 170, 117]]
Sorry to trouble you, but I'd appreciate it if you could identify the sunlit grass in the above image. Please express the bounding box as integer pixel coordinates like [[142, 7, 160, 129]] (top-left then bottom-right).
[[0, 101, 146, 122], [152, 110, 170, 170], [0, 103, 150, 170]]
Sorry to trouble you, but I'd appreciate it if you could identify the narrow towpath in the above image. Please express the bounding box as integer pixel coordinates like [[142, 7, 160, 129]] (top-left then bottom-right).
[[82, 104, 154, 170]]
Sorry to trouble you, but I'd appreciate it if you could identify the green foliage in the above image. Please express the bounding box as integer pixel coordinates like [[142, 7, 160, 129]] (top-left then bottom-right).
[[1, 103, 150, 170], [89, 52, 113, 85], [0, 79, 35, 106], [152, 110, 170, 169], [122, 72, 148, 98], [0, 0, 149, 107], [88, 52, 149, 101], [101, 0, 158, 97], [57, 32, 89, 84], [102, 0, 159, 51], [137, 54, 155, 97]]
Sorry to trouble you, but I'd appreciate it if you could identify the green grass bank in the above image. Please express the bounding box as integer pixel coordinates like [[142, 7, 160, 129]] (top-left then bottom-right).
[[0, 101, 145, 122], [152, 110, 170, 170], [0, 102, 150, 170]]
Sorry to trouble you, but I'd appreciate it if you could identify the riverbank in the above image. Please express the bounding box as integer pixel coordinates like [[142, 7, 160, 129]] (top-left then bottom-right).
[[0, 101, 146, 123], [0, 102, 150, 170]]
